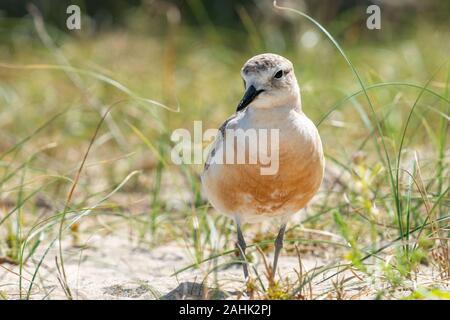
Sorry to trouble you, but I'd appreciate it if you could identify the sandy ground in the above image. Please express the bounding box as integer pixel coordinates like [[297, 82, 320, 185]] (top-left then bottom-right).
[[1, 219, 445, 300], [0, 232, 339, 300]]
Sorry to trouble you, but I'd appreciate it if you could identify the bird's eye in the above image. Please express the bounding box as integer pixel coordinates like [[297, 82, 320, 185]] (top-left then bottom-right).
[[274, 70, 283, 79]]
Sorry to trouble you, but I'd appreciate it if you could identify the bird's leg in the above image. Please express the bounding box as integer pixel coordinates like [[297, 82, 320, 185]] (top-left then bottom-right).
[[272, 223, 287, 278], [235, 218, 249, 280]]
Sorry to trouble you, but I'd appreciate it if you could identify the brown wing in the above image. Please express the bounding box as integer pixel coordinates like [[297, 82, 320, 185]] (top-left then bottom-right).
[[204, 111, 242, 171]]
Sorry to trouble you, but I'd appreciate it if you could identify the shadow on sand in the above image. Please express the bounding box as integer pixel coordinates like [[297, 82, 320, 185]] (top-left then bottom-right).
[[161, 281, 239, 300]]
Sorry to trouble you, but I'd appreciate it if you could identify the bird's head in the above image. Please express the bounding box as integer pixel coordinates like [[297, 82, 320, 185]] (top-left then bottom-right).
[[237, 53, 300, 112]]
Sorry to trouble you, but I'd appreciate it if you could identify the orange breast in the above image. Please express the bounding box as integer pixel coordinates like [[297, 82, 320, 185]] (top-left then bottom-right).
[[202, 129, 324, 222]]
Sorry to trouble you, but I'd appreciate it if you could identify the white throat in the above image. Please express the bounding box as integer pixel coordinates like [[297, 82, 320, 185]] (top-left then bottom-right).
[[250, 89, 301, 111]]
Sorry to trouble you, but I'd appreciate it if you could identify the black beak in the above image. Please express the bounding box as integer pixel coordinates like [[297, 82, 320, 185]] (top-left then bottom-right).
[[236, 85, 264, 112]]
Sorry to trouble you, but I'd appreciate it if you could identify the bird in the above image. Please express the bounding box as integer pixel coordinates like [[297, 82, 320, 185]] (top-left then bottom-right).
[[201, 53, 324, 280]]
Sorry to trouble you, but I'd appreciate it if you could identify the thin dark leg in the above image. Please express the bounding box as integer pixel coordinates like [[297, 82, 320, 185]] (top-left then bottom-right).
[[272, 223, 287, 278], [235, 218, 249, 280]]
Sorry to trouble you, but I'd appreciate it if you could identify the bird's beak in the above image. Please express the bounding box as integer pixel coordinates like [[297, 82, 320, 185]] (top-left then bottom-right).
[[236, 85, 264, 112]]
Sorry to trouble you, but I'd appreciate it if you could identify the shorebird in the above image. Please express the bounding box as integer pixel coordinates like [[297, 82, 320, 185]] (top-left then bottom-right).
[[201, 53, 324, 280]]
